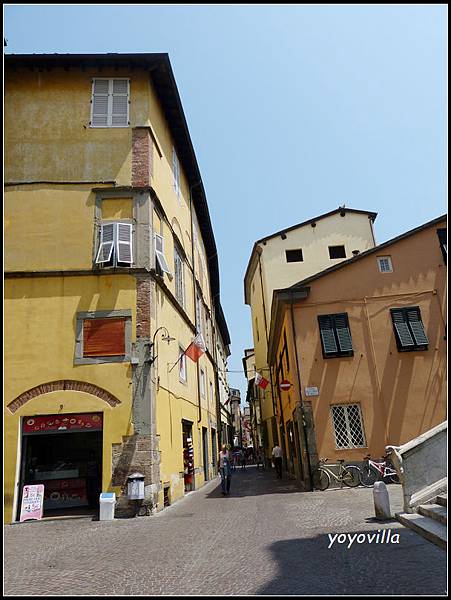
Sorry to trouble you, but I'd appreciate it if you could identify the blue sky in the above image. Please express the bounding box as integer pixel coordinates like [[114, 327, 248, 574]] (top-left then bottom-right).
[[4, 5, 447, 400]]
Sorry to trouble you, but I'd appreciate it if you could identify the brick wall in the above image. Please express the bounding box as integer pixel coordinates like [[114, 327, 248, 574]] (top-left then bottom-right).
[[131, 128, 153, 187]]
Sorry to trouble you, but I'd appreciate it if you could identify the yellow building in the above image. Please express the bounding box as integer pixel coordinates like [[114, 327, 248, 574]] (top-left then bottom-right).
[[267, 215, 447, 487], [244, 208, 377, 467], [4, 53, 230, 523]]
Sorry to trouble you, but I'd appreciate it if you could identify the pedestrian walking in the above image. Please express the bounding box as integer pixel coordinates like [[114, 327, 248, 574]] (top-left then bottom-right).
[[218, 445, 232, 495], [272, 444, 283, 479], [256, 447, 265, 470], [241, 449, 246, 470]]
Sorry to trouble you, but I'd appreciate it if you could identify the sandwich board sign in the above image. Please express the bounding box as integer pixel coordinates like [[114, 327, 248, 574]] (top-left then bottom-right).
[[19, 484, 44, 522]]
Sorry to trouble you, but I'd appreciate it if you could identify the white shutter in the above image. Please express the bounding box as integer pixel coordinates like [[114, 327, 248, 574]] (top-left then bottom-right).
[[116, 223, 133, 264], [172, 148, 180, 197], [154, 233, 172, 275], [95, 223, 115, 263], [111, 79, 129, 127], [91, 79, 109, 127], [91, 78, 129, 127]]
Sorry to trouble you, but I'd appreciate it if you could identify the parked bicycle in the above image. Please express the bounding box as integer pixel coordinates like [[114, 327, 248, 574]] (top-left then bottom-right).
[[315, 458, 361, 491], [359, 453, 400, 487]]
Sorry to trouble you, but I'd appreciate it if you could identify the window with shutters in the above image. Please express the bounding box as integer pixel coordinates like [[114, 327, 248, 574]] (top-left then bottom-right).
[[200, 369, 206, 397], [179, 346, 187, 383], [390, 307, 429, 352], [174, 244, 185, 307], [331, 404, 367, 449], [172, 147, 181, 200], [75, 310, 132, 364], [377, 256, 393, 273], [318, 313, 354, 358], [154, 233, 172, 278], [90, 78, 130, 128], [437, 228, 447, 264], [95, 222, 134, 268]]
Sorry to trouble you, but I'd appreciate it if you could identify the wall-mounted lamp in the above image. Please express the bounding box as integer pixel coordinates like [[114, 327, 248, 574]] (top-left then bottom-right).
[[149, 327, 175, 365]]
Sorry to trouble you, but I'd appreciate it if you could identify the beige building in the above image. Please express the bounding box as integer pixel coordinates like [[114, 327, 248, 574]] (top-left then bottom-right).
[[267, 215, 447, 487], [244, 207, 378, 462]]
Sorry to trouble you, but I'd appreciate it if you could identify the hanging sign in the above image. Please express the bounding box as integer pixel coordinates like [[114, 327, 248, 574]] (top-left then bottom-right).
[[19, 484, 45, 522], [305, 386, 319, 397], [279, 380, 292, 392]]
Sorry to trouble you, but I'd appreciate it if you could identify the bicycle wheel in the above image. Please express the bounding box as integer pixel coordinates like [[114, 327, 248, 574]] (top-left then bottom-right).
[[316, 469, 330, 491], [342, 465, 361, 487], [385, 472, 400, 484], [360, 465, 378, 487]]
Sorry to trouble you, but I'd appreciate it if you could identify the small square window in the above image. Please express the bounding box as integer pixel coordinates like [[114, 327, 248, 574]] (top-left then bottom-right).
[[377, 256, 393, 273], [286, 249, 304, 263], [329, 245, 346, 259]]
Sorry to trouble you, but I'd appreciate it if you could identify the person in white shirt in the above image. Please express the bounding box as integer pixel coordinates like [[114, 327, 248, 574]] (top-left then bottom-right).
[[271, 445, 283, 479], [218, 445, 232, 495]]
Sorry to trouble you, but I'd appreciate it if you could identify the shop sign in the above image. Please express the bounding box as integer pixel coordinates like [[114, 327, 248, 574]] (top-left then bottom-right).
[[305, 387, 319, 397], [19, 484, 44, 522], [23, 413, 103, 434]]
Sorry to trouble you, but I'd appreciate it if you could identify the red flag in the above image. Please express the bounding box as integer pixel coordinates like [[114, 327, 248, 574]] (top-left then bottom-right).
[[184, 333, 206, 363], [255, 372, 269, 389]]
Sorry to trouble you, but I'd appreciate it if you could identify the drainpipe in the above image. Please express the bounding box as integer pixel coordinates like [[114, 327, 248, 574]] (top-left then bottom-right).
[[289, 292, 313, 491], [189, 181, 203, 425]]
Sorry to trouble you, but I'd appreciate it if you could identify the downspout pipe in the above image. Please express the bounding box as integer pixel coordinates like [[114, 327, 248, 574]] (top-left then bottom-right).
[[289, 291, 313, 491], [189, 180, 203, 424]]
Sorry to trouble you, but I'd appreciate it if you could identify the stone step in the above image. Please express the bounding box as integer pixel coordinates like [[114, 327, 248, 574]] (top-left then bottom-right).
[[436, 494, 447, 508], [396, 512, 447, 550], [418, 503, 447, 525]]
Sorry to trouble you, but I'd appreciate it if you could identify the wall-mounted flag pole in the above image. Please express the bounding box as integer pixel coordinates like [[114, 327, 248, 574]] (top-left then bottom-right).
[[168, 333, 206, 372]]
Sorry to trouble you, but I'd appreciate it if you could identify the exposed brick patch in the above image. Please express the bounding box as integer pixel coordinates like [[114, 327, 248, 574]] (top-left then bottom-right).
[[132, 128, 153, 187], [7, 380, 122, 413], [136, 276, 151, 339]]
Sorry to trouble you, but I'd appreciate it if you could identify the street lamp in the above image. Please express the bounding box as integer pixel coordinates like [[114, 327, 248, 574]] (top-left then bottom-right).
[[149, 326, 175, 365]]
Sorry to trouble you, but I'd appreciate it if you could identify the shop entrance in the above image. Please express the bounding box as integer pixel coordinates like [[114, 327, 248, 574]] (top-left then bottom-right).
[[17, 413, 103, 520], [182, 420, 194, 493]]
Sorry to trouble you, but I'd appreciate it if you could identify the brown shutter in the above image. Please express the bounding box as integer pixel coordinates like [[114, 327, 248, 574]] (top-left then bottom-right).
[[83, 318, 126, 357]]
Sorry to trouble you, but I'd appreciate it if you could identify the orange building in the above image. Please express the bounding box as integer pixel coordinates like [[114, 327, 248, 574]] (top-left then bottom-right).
[[267, 215, 447, 488]]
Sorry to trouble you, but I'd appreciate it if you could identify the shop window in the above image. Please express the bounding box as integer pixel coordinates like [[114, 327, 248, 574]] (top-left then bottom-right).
[[75, 311, 132, 364], [390, 307, 429, 352], [318, 313, 354, 358], [90, 78, 129, 128], [329, 245, 346, 259], [331, 404, 366, 449]]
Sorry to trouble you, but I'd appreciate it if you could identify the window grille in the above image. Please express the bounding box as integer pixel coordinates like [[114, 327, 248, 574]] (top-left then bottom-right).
[[331, 404, 366, 449]]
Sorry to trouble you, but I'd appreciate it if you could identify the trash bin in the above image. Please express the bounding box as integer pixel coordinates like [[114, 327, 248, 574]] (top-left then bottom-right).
[[99, 492, 116, 521]]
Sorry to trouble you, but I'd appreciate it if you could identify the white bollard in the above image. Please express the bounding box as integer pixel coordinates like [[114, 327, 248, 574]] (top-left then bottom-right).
[[373, 481, 391, 520]]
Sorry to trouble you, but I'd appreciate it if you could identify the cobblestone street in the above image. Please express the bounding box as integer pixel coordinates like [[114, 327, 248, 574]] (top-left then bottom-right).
[[4, 466, 447, 596]]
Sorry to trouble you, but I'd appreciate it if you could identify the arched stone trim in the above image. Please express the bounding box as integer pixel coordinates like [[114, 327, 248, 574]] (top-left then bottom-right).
[[7, 380, 122, 414]]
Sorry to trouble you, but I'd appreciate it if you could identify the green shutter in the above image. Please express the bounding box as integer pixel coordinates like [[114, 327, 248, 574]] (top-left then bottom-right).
[[334, 313, 353, 352], [318, 315, 338, 355], [406, 308, 429, 346], [391, 309, 415, 348]]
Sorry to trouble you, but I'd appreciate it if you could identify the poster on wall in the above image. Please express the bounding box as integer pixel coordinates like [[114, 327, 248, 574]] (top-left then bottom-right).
[[19, 484, 44, 522]]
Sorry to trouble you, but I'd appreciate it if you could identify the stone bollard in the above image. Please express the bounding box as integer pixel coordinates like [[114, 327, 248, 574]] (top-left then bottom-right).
[[373, 481, 391, 520]]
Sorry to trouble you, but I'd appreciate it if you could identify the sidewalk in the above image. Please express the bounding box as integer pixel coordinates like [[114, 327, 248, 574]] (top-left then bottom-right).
[[4, 466, 447, 595]]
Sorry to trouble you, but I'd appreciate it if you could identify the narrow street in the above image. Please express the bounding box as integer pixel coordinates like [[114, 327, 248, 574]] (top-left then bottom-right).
[[4, 465, 446, 596]]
